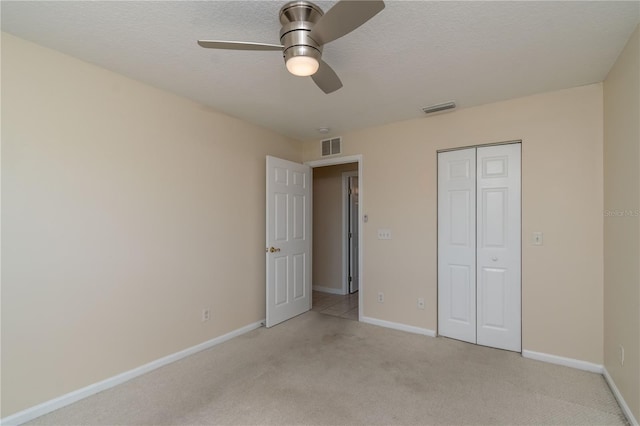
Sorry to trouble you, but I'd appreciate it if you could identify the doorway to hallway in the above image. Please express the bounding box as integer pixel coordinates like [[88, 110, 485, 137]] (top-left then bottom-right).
[[310, 161, 359, 320], [312, 291, 359, 320]]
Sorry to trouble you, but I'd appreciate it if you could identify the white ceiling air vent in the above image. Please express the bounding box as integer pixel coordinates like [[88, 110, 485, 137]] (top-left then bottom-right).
[[321, 137, 342, 156], [422, 101, 456, 115]]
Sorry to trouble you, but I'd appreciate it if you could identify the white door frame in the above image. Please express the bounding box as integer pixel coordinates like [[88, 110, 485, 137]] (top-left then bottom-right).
[[306, 155, 363, 320], [342, 171, 359, 295]]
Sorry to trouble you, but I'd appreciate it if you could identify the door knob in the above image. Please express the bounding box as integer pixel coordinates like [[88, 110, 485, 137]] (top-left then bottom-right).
[[269, 247, 281, 253], [492, 256, 498, 261]]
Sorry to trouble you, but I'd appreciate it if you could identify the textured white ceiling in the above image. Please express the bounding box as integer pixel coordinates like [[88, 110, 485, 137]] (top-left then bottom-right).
[[2, 1, 639, 141]]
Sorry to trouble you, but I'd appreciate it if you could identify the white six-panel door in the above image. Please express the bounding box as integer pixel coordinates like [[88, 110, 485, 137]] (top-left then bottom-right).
[[438, 144, 521, 352], [438, 148, 477, 344], [266, 156, 311, 328], [476, 144, 521, 351]]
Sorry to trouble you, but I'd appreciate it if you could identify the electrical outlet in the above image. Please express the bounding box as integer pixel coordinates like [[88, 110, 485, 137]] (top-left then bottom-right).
[[202, 308, 211, 322], [417, 298, 425, 309], [377, 292, 384, 303], [620, 344, 625, 366], [532, 232, 543, 246], [377, 229, 392, 240]]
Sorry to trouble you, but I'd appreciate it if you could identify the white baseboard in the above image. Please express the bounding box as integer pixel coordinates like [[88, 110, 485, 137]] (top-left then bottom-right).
[[603, 367, 639, 426], [361, 316, 436, 337], [312, 285, 346, 295], [1, 320, 265, 426], [521, 349, 603, 374]]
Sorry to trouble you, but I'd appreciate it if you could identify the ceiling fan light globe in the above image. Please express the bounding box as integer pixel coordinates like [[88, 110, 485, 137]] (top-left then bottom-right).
[[286, 56, 319, 76]]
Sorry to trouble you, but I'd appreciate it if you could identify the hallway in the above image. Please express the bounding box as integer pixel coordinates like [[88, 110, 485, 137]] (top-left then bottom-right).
[[311, 291, 359, 321]]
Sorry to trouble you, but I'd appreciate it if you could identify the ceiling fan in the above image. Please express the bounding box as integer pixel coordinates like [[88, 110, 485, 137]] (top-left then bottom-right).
[[197, 1, 385, 94]]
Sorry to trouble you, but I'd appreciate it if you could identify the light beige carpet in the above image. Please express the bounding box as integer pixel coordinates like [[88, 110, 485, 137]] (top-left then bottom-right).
[[28, 311, 627, 425]]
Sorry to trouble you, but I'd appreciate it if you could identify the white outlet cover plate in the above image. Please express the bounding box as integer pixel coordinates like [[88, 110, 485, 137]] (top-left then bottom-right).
[[532, 231, 543, 245]]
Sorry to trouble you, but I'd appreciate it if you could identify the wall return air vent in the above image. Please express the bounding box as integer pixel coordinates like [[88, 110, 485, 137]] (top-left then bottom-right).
[[321, 137, 342, 156]]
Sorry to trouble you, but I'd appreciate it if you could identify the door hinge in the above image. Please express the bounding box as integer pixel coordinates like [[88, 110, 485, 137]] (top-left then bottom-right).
[[349, 276, 352, 282], [349, 232, 353, 239]]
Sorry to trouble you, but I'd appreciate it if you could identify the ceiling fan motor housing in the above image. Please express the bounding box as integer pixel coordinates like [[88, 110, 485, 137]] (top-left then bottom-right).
[[197, 0, 385, 93], [279, 1, 324, 64]]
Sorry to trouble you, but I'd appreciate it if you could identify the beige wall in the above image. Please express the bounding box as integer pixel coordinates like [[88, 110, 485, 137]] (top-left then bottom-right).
[[604, 25, 640, 421], [312, 163, 358, 293], [1, 34, 301, 417], [303, 83, 605, 365]]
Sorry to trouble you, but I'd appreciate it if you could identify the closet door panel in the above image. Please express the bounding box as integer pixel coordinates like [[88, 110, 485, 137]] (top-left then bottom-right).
[[476, 144, 521, 352], [438, 148, 476, 344]]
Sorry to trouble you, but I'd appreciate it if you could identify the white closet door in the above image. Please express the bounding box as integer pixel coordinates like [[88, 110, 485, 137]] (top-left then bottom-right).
[[438, 148, 477, 344], [476, 144, 521, 352]]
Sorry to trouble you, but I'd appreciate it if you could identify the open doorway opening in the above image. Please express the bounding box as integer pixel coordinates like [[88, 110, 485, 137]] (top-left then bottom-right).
[[310, 162, 359, 320]]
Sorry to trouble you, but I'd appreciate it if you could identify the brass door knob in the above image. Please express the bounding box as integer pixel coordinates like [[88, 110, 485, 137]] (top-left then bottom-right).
[[269, 247, 281, 253]]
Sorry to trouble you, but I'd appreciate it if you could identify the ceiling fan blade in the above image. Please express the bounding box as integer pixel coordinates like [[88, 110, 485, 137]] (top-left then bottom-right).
[[309, 1, 385, 45], [197, 40, 284, 51], [311, 59, 343, 94]]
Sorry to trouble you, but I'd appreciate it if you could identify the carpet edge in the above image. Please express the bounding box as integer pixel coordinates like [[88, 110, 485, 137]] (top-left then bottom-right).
[[522, 349, 604, 373], [603, 367, 639, 426], [360, 316, 437, 337]]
